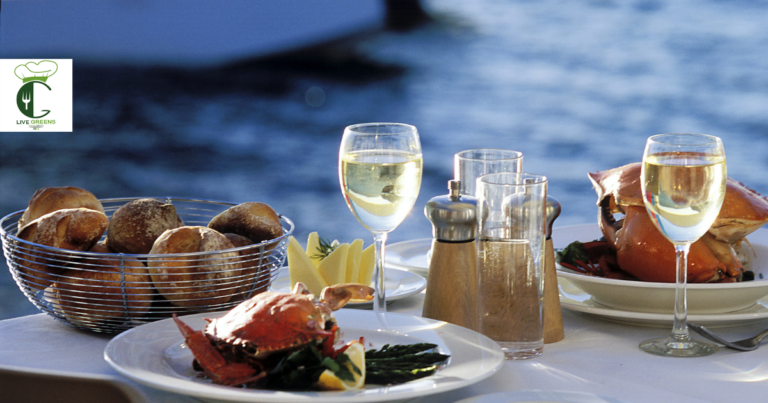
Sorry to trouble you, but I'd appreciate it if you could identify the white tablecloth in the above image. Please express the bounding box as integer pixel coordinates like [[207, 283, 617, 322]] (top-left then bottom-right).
[[1, 290, 767, 402]]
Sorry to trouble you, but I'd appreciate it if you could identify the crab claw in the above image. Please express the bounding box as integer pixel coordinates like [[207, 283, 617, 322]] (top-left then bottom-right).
[[320, 283, 375, 310], [173, 314, 265, 386], [291, 282, 311, 295]]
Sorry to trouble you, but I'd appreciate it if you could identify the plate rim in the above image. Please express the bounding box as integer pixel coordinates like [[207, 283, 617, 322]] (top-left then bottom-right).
[[453, 389, 626, 403], [384, 238, 431, 272], [104, 310, 505, 403], [559, 276, 768, 326]]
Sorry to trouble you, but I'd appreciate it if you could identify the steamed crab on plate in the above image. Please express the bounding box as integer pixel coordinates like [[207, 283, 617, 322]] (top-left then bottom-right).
[[581, 162, 768, 283], [173, 282, 374, 389]]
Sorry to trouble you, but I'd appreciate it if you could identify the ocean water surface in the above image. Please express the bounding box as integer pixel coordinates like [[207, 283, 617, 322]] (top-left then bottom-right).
[[3, 0, 768, 320]]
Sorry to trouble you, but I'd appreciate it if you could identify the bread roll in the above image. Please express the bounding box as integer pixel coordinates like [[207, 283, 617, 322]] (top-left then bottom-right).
[[208, 202, 283, 244], [224, 233, 270, 299], [106, 198, 183, 254], [16, 208, 109, 290], [52, 246, 153, 326], [148, 226, 239, 308], [18, 186, 104, 232]]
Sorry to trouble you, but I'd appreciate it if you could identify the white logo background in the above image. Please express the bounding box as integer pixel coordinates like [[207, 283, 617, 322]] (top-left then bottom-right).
[[0, 59, 73, 132]]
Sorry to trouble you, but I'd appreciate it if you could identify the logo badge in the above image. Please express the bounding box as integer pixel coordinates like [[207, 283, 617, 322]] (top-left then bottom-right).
[[1, 59, 72, 132]]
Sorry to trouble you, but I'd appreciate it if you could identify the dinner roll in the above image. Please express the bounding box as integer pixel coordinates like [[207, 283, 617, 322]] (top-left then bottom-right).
[[148, 226, 239, 308], [16, 208, 109, 290], [223, 233, 270, 300], [106, 198, 183, 254], [208, 202, 283, 244], [224, 233, 253, 249], [52, 247, 153, 326], [18, 186, 104, 232]]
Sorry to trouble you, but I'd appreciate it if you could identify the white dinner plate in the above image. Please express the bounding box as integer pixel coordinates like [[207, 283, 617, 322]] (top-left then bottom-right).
[[104, 310, 505, 403], [271, 266, 426, 306], [559, 276, 768, 328], [384, 238, 431, 276], [454, 390, 626, 403], [553, 224, 768, 315]]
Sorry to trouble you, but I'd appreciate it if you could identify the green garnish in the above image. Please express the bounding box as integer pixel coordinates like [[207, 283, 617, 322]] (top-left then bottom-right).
[[556, 240, 590, 266], [311, 238, 340, 260]]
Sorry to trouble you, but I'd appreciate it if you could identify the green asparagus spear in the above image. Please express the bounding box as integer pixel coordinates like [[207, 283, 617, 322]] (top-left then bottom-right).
[[364, 343, 450, 385], [365, 365, 439, 384], [365, 343, 439, 358]]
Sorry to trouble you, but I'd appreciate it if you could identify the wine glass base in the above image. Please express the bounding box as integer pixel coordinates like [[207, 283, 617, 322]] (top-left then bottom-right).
[[639, 335, 719, 357]]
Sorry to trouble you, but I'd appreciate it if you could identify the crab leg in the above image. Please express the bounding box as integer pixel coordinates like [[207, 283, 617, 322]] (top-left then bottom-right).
[[173, 315, 265, 386]]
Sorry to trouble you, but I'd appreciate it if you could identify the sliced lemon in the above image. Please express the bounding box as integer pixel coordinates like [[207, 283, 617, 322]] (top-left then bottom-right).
[[345, 239, 363, 283], [317, 341, 366, 391], [317, 242, 349, 286], [306, 232, 323, 267], [358, 244, 375, 285], [288, 236, 328, 294]]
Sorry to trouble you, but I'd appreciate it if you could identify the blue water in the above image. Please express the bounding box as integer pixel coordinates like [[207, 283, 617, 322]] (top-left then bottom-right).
[[3, 0, 768, 320]]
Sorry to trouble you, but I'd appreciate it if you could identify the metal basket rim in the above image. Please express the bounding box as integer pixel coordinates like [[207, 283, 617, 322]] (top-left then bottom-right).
[[0, 197, 294, 258]]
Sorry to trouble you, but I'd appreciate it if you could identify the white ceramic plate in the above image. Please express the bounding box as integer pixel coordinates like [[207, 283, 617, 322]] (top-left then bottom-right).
[[271, 266, 426, 306], [553, 224, 768, 315], [104, 310, 505, 403], [454, 390, 626, 403], [559, 276, 768, 328], [384, 238, 431, 276]]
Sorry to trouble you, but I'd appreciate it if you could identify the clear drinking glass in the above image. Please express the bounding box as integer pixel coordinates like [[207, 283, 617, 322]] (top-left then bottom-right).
[[639, 133, 726, 357], [339, 123, 423, 312], [454, 149, 523, 197], [476, 172, 547, 360]]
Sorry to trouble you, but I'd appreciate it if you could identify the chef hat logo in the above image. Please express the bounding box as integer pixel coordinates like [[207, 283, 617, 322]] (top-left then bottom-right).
[[14, 60, 58, 83]]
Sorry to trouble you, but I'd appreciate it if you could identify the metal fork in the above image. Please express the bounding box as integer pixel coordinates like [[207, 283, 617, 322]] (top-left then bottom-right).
[[689, 323, 768, 351]]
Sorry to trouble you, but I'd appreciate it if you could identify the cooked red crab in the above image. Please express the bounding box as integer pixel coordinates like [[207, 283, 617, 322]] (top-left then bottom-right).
[[173, 282, 374, 386], [588, 162, 768, 283]]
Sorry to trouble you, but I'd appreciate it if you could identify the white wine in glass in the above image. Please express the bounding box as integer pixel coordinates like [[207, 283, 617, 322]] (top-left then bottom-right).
[[339, 123, 423, 312], [639, 133, 726, 357]]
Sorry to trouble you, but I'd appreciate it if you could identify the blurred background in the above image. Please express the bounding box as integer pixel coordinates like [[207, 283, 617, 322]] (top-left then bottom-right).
[[2, 0, 768, 320]]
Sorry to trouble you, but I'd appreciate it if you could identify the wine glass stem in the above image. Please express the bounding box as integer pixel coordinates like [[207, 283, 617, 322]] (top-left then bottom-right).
[[672, 242, 691, 340], [373, 232, 388, 313]]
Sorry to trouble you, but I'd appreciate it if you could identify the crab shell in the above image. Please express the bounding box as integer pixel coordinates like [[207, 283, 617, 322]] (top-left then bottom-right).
[[588, 162, 768, 283], [204, 283, 374, 359]]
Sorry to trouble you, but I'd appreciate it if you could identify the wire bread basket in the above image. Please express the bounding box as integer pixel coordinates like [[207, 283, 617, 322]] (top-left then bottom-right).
[[0, 197, 294, 334]]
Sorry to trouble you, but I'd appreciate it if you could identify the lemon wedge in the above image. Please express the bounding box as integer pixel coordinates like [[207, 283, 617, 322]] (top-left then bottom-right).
[[317, 243, 349, 286], [345, 239, 363, 283], [306, 232, 323, 267], [288, 236, 328, 294], [289, 233, 374, 292], [358, 244, 375, 285], [317, 341, 366, 391]]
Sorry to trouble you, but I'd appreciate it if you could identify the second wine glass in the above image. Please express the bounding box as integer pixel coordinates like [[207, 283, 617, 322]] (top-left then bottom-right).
[[639, 133, 726, 357], [339, 123, 423, 312]]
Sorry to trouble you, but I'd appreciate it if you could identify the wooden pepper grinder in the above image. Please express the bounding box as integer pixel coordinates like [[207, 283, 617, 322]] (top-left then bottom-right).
[[543, 196, 565, 343], [422, 180, 478, 330]]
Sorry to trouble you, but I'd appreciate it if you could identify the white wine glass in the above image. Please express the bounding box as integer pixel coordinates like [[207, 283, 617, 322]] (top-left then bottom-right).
[[639, 133, 726, 357], [339, 123, 423, 312]]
